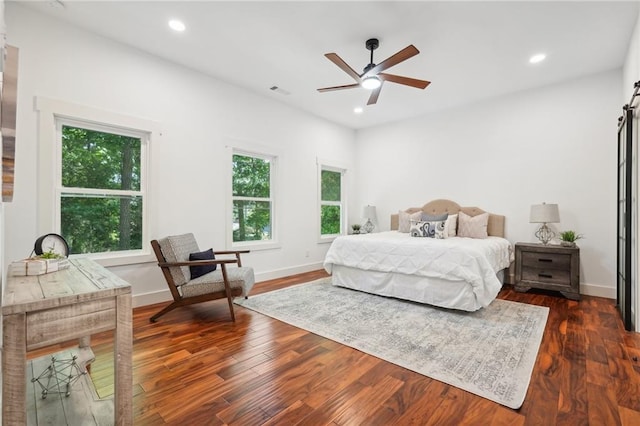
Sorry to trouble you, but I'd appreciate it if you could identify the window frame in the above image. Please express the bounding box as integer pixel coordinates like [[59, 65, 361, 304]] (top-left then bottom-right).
[[55, 118, 147, 256], [226, 145, 280, 251], [36, 97, 157, 266], [317, 159, 347, 243]]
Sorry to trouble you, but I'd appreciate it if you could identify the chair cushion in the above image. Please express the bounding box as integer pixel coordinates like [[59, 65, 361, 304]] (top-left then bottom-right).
[[189, 248, 217, 279], [159, 233, 200, 286], [181, 266, 255, 298]]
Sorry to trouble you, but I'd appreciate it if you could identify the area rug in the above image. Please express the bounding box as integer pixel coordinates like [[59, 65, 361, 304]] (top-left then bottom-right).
[[235, 278, 549, 409]]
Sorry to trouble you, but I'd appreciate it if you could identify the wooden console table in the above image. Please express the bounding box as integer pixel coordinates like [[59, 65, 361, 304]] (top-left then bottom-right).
[[2, 258, 132, 425]]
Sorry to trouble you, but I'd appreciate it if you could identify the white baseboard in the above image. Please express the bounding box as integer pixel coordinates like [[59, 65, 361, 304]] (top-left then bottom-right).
[[133, 288, 172, 308], [132, 261, 325, 307], [580, 283, 616, 299], [254, 261, 324, 282], [135, 264, 616, 307]]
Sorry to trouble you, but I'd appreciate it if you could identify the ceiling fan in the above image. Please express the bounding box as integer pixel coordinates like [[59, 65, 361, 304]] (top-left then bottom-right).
[[317, 38, 431, 105]]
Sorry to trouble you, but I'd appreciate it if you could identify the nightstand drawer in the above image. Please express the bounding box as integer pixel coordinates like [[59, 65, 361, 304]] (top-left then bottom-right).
[[521, 251, 571, 270], [521, 268, 571, 285], [515, 242, 580, 300]]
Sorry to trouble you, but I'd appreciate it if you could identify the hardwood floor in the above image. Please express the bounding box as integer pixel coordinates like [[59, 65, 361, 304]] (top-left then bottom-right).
[[29, 270, 640, 425]]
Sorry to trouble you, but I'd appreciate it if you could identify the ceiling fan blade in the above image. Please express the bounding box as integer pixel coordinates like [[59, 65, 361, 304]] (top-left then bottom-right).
[[366, 45, 420, 76], [317, 83, 360, 93], [378, 73, 431, 89], [367, 84, 383, 105], [324, 53, 362, 83]]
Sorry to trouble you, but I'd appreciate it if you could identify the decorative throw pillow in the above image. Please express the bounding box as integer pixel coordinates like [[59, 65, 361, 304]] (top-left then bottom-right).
[[410, 220, 447, 239], [398, 211, 422, 233], [457, 211, 489, 239], [444, 214, 458, 238], [189, 248, 217, 279]]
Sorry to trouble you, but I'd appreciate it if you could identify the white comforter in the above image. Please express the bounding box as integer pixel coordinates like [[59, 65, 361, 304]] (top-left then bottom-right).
[[323, 231, 513, 307]]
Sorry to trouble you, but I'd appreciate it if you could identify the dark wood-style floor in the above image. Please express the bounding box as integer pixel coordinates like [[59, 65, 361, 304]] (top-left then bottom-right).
[[30, 270, 640, 425]]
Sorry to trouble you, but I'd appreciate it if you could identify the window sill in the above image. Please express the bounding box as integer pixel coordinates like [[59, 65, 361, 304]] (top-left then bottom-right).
[[230, 241, 281, 252], [318, 234, 343, 244], [72, 250, 156, 267]]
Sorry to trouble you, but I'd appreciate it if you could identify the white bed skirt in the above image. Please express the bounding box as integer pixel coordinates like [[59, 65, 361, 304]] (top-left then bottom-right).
[[331, 265, 505, 312]]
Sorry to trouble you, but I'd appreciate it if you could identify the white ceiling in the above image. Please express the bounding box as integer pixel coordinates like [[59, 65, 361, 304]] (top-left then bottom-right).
[[17, 1, 640, 129]]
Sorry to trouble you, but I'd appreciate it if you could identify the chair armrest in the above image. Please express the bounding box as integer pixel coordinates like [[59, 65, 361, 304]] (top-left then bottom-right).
[[158, 258, 238, 268], [212, 250, 250, 267], [212, 250, 250, 255]]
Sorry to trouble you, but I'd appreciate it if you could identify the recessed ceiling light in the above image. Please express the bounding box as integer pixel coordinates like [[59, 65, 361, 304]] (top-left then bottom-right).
[[168, 19, 186, 32], [354, 107, 363, 114], [529, 53, 546, 64]]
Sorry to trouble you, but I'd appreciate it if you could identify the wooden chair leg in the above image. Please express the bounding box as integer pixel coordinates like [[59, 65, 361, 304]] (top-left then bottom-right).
[[226, 297, 236, 322], [220, 264, 236, 322], [150, 302, 179, 323]]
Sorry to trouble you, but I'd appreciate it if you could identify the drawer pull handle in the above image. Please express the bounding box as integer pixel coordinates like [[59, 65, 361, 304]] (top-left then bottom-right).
[[538, 273, 553, 279], [538, 258, 553, 263]]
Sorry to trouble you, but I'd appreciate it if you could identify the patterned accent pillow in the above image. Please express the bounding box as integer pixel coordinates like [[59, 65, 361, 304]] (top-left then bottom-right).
[[457, 211, 489, 239], [410, 220, 447, 239], [398, 211, 423, 233]]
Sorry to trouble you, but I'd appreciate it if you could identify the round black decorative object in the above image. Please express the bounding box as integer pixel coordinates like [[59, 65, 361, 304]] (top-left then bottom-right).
[[34, 233, 69, 258]]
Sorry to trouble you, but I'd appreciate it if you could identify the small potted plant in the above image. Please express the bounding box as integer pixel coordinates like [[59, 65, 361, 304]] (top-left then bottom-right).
[[559, 230, 583, 247], [36, 249, 65, 260], [351, 224, 361, 235]]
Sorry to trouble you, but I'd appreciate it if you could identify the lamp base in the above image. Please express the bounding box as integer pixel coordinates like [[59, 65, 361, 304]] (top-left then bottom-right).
[[362, 219, 375, 234], [535, 223, 555, 245]]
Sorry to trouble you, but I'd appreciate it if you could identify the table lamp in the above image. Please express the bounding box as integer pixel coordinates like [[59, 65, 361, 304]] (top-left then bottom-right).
[[362, 205, 377, 234], [529, 202, 560, 245]]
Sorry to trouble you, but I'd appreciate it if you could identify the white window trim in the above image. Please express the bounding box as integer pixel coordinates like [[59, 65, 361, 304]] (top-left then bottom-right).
[[35, 97, 159, 266], [317, 158, 347, 244], [225, 144, 281, 251]]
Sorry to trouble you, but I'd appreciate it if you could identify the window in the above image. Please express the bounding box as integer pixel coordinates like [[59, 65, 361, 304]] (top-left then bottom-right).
[[57, 120, 147, 255], [319, 163, 346, 240], [36, 97, 156, 265], [232, 152, 275, 244]]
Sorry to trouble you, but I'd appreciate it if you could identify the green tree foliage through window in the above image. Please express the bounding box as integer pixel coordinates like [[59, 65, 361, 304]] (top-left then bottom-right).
[[232, 154, 273, 242], [321, 169, 342, 235], [61, 125, 143, 254]]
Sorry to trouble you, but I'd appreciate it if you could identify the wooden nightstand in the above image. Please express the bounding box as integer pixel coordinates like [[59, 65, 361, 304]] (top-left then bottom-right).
[[514, 242, 580, 300]]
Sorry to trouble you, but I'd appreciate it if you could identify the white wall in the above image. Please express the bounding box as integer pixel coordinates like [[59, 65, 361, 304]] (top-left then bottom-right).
[[623, 6, 640, 329], [4, 4, 356, 306], [624, 9, 640, 92], [354, 70, 621, 298]]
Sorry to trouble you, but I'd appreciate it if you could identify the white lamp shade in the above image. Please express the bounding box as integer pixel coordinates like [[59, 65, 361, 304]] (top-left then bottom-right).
[[529, 203, 560, 223], [363, 205, 377, 222]]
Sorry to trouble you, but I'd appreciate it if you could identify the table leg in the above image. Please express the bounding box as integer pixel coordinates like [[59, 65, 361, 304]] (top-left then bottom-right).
[[114, 294, 133, 425], [2, 312, 27, 425], [79, 335, 91, 348]]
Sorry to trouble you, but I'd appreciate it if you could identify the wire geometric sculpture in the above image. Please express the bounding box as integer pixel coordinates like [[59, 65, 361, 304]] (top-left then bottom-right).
[[30, 354, 87, 399]]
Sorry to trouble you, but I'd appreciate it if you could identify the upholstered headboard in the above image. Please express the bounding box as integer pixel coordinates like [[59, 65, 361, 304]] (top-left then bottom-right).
[[390, 199, 506, 238]]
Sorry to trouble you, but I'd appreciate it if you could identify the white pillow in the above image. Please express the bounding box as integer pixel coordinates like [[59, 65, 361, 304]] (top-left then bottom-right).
[[444, 214, 458, 238], [398, 210, 422, 233], [457, 211, 489, 239]]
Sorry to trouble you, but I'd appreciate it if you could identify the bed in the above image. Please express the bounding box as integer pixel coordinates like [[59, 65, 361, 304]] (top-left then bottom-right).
[[323, 199, 513, 311]]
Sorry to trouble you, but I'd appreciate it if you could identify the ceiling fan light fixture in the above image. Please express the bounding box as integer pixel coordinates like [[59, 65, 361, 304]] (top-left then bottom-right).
[[362, 76, 381, 90], [529, 53, 546, 64], [168, 19, 186, 32]]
